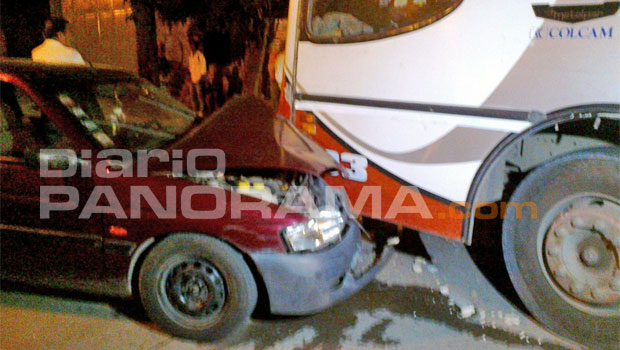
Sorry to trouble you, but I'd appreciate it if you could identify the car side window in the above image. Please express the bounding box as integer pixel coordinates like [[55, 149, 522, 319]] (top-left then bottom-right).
[[0, 82, 75, 158]]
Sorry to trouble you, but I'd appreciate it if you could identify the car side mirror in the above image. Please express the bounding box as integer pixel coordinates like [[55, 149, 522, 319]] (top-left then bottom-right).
[[24, 149, 83, 174]]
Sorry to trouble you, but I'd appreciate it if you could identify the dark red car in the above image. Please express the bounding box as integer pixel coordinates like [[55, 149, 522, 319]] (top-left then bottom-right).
[[0, 59, 393, 340]]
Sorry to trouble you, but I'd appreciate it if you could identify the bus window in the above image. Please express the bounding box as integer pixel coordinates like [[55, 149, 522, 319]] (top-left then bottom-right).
[[307, 0, 463, 42]]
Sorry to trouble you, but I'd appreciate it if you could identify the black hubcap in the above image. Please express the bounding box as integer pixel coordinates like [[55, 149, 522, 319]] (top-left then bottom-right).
[[165, 259, 226, 318]]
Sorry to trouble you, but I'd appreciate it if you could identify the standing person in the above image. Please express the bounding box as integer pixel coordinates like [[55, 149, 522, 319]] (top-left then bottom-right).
[[211, 64, 225, 109], [31, 18, 85, 65], [43, 18, 53, 40], [188, 35, 207, 119], [267, 41, 285, 110], [225, 65, 243, 99]]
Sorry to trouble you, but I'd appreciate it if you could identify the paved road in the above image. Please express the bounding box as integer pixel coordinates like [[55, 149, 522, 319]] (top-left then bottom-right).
[[0, 233, 583, 350]]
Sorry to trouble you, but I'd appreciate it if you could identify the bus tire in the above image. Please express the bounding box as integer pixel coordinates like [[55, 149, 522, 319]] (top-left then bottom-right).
[[502, 147, 620, 349]]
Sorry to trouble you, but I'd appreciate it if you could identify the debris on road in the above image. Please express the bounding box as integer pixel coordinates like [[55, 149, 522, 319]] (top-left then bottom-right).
[[412, 263, 423, 274], [459, 304, 476, 319], [504, 313, 521, 327], [439, 285, 450, 297], [387, 236, 400, 246], [412, 257, 428, 274], [414, 257, 428, 265]]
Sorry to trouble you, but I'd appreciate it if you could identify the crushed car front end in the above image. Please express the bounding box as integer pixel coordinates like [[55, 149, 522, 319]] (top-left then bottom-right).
[[240, 172, 395, 315]]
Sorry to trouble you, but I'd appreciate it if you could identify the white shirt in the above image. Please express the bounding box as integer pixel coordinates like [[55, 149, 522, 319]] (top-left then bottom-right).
[[275, 52, 285, 85], [31, 39, 86, 65], [188, 50, 207, 84]]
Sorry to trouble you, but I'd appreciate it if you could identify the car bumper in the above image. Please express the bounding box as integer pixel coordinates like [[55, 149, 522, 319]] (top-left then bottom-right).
[[249, 219, 394, 315]]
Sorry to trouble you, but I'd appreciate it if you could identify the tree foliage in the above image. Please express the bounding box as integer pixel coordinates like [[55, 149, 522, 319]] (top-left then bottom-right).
[[130, 0, 287, 64], [131, 0, 287, 34]]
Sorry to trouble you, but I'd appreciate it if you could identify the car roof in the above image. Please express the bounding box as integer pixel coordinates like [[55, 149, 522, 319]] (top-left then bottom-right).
[[0, 57, 137, 84]]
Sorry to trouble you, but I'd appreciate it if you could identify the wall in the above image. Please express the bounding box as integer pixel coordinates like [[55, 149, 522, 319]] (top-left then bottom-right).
[[62, 0, 138, 72]]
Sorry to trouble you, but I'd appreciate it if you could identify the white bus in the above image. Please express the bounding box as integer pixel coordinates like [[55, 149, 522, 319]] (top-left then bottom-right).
[[278, 0, 620, 347]]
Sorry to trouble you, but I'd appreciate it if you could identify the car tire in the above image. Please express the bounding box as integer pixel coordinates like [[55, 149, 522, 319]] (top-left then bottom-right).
[[502, 147, 620, 349], [139, 234, 257, 341]]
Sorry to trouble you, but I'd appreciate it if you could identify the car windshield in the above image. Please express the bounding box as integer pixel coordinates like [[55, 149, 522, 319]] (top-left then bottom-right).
[[56, 78, 195, 151]]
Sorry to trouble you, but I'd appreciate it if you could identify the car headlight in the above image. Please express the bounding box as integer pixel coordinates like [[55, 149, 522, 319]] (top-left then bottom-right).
[[282, 209, 346, 252]]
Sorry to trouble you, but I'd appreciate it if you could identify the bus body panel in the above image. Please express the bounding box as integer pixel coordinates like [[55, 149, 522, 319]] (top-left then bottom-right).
[[291, 0, 619, 110], [283, 0, 620, 240]]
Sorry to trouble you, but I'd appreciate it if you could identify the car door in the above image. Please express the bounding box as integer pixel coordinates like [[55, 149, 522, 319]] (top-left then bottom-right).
[[0, 80, 104, 292]]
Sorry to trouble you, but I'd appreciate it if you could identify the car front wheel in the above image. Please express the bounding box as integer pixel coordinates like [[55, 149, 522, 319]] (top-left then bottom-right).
[[139, 234, 257, 341]]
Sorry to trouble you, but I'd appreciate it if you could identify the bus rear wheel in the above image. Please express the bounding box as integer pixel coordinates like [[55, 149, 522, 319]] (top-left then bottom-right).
[[502, 147, 620, 349]]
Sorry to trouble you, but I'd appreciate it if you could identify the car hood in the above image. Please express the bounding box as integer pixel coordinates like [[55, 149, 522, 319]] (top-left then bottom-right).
[[166, 95, 341, 175]]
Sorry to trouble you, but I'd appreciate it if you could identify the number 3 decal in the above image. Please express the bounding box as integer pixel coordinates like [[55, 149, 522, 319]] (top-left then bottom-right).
[[326, 149, 368, 182]]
